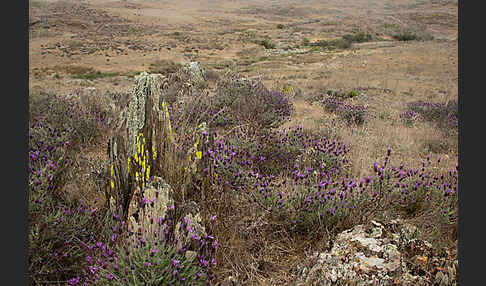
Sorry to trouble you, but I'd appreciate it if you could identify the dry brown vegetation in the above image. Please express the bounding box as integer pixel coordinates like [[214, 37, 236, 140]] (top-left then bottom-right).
[[29, 0, 458, 284]]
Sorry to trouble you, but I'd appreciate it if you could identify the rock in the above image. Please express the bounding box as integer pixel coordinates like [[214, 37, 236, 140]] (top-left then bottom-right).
[[174, 201, 207, 256], [125, 72, 168, 159], [400, 222, 419, 242], [187, 62, 204, 80], [104, 71, 213, 275], [293, 220, 458, 285], [105, 71, 173, 221], [221, 275, 239, 286], [126, 176, 174, 238], [165, 61, 207, 101]]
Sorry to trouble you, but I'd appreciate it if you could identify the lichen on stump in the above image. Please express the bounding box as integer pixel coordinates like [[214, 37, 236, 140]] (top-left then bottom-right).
[[106, 69, 211, 244], [126, 176, 174, 239], [106, 71, 171, 221]]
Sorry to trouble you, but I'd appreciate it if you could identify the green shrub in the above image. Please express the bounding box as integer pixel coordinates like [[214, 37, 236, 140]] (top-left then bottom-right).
[[392, 28, 434, 41], [329, 38, 352, 49], [258, 39, 276, 49], [342, 32, 373, 43], [347, 90, 358, 98]]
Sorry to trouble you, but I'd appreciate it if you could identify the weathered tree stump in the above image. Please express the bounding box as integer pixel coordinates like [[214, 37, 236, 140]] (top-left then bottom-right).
[[106, 71, 170, 221]]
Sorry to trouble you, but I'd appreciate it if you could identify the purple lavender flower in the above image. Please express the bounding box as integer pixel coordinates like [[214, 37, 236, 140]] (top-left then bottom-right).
[[106, 273, 115, 281], [68, 277, 80, 285]]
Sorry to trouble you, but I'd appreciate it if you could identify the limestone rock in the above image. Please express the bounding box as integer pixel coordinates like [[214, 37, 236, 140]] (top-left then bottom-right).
[[174, 201, 207, 258], [127, 176, 174, 238], [293, 220, 458, 285], [166, 61, 207, 101], [186, 61, 205, 84]]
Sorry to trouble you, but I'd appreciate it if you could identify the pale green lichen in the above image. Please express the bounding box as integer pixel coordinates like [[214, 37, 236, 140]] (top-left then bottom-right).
[[127, 176, 174, 238], [126, 72, 167, 158]]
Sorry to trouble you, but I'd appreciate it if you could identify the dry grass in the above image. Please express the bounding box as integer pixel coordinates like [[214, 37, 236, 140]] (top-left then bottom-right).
[[340, 119, 456, 178], [202, 190, 322, 285], [29, 0, 458, 284]]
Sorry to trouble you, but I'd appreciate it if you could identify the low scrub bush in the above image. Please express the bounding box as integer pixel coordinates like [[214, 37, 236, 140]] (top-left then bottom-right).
[[149, 59, 183, 76], [336, 103, 366, 125], [257, 39, 276, 49], [308, 38, 352, 50], [342, 31, 373, 43], [400, 100, 458, 135], [74, 71, 119, 80], [255, 149, 457, 235], [81, 207, 218, 285], [392, 28, 434, 41], [29, 196, 111, 285], [199, 125, 350, 201], [29, 92, 112, 284], [171, 72, 293, 131], [29, 92, 109, 149], [319, 95, 366, 125]]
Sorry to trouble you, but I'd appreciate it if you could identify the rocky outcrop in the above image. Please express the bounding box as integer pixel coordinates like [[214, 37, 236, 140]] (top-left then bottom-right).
[[165, 61, 207, 103], [125, 176, 174, 237], [106, 68, 208, 234], [174, 201, 208, 262], [106, 71, 170, 220], [293, 219, 457, 286]]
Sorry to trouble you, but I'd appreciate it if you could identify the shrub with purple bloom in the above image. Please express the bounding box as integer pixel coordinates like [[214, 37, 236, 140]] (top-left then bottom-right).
[[170, 70, 293, 132], [85, 193, 218, 285], [400, 99, 458, 135], [336, 103, 366, 125], [321, 96, 342, 112], [318, 95, 366, 125]]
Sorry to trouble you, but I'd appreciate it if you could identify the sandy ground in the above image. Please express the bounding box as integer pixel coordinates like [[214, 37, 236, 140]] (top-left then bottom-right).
[[29, 0, 458, 176]]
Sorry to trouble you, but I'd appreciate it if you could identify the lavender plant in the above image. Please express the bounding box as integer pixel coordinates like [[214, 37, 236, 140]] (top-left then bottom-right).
[[318, 95, 366, 125], [321, 96, 342, 112], [29, 92, 111, 284], [200, 125, 350, 193], [252, 148, 457, 235], [79, 206, 218, 285], [336, 103, 366, 125], [400, 99, 458, 135]]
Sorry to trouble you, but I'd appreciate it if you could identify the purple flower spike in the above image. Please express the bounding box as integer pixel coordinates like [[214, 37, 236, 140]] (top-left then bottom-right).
[[106, 273, 115, 281], [68, 277, 80, 285]]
